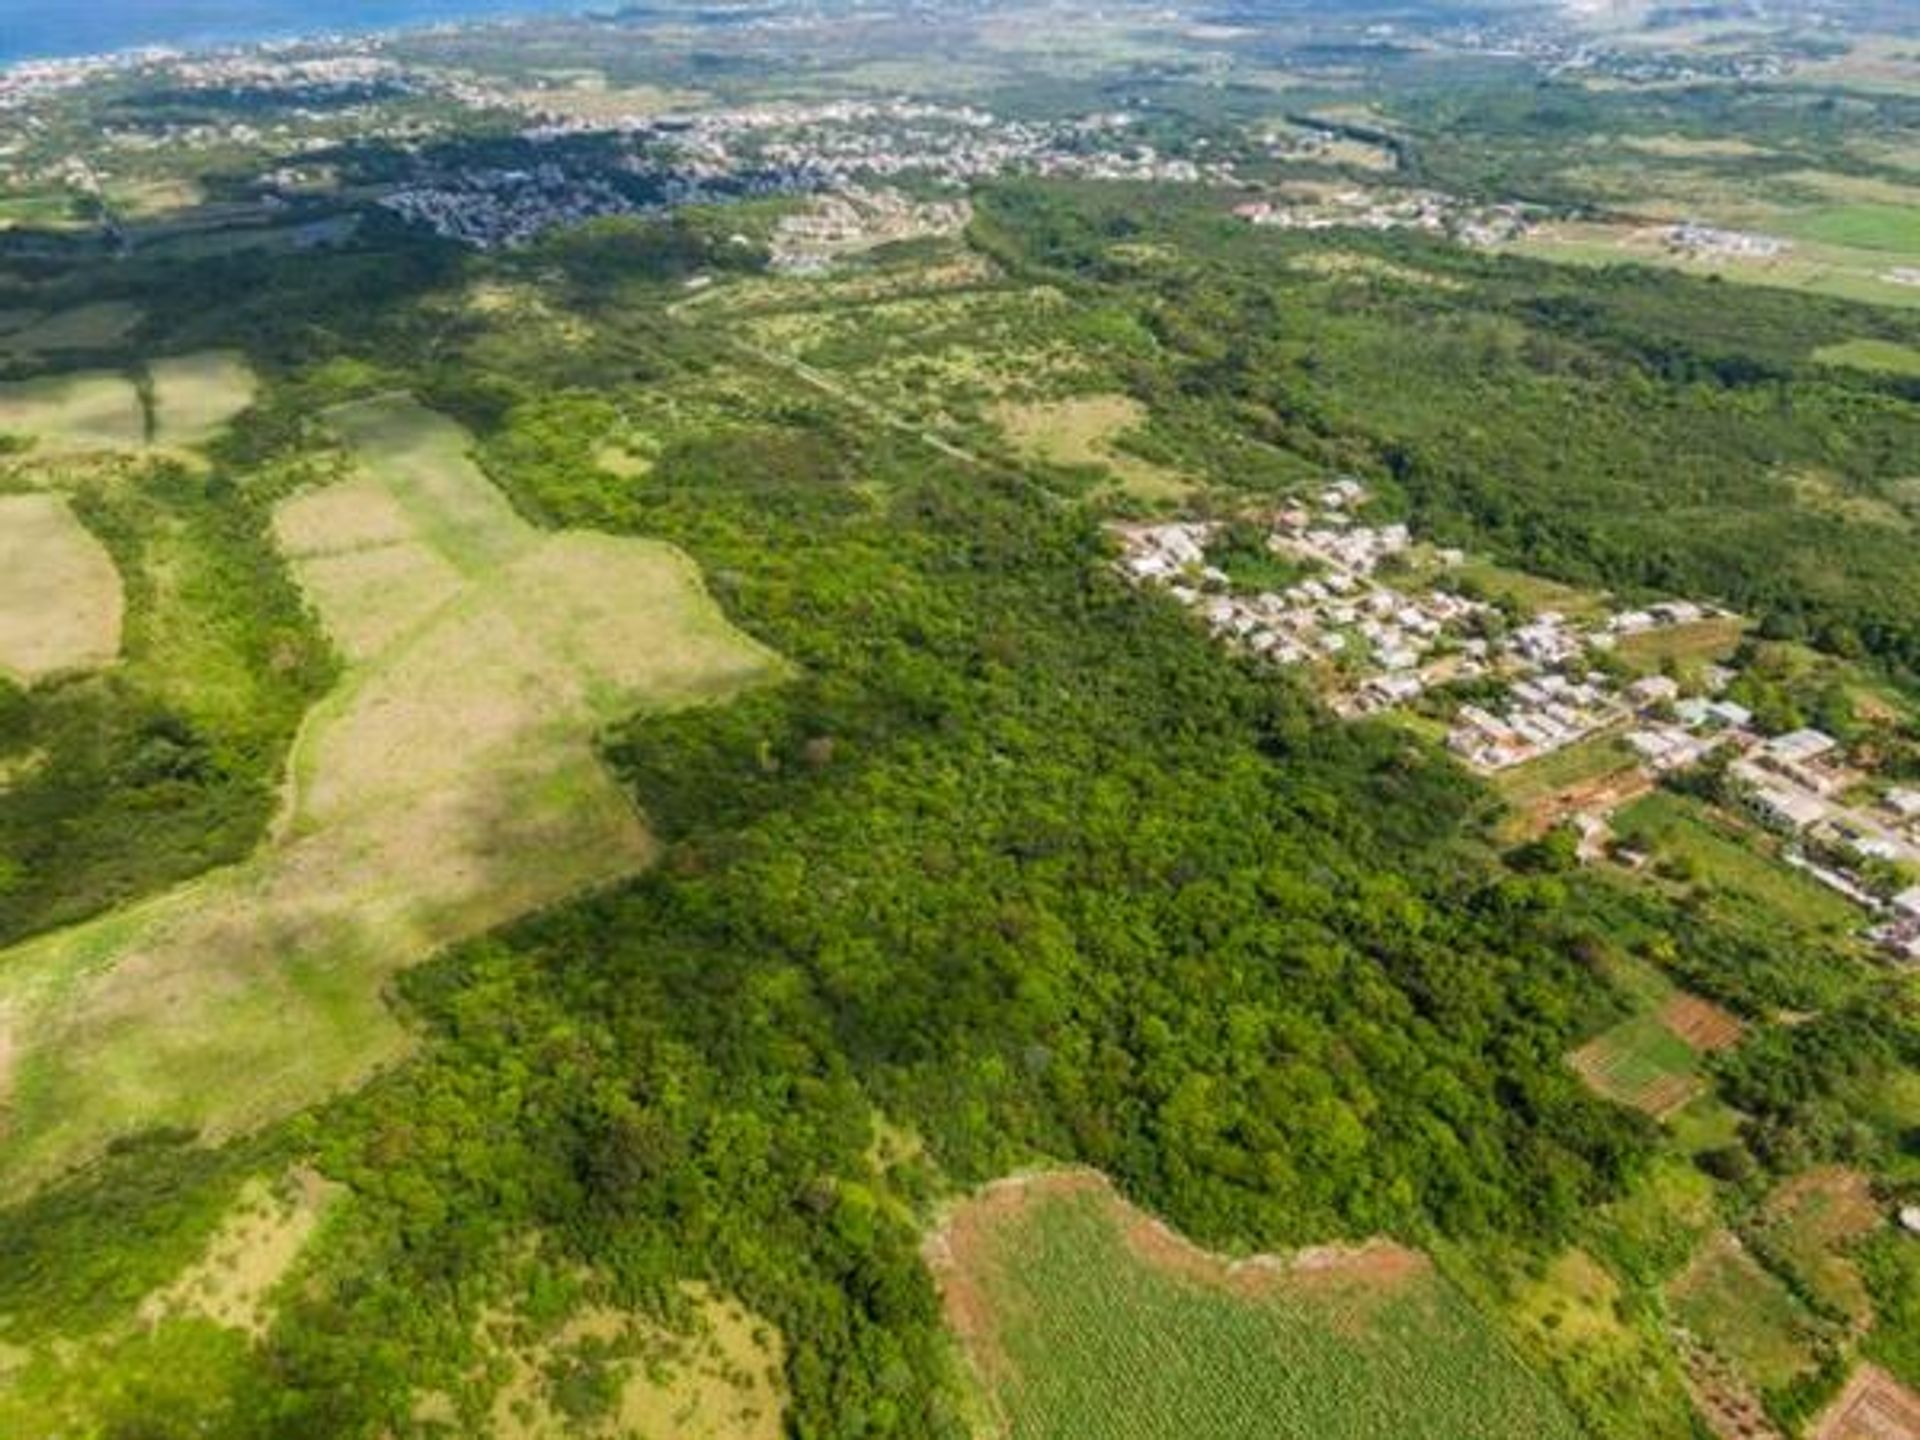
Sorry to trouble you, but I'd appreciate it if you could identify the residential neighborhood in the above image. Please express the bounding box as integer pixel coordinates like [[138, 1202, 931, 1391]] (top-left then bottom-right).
[[1116, 483, 1920, 967]]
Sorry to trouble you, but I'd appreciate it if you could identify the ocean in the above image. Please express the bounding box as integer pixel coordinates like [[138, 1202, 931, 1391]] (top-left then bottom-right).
[[1, 0, 589, 66]]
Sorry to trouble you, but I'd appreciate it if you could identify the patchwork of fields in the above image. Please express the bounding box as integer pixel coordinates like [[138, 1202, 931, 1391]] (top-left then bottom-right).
[[0, 396, 783, 1194], [0, 349, 255, 451]]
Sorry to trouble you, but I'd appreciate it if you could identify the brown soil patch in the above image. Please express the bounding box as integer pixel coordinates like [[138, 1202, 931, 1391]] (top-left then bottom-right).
[[1516, 766, 1654, 841], [0, 493, 124, 681], [1765, 1167, 1879, 1244], [1814, 1364, 1920, 1440], [1662, 993, 1744, 1052]]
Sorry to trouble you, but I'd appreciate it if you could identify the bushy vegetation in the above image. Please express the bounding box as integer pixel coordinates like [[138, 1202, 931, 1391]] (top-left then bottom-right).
[[3, 163, 1920, 1438]]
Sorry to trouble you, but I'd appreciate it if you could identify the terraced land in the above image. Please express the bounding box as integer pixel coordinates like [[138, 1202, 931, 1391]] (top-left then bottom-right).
[[928, 1171, 1578, 1440], [0, 396, 783, 1195]]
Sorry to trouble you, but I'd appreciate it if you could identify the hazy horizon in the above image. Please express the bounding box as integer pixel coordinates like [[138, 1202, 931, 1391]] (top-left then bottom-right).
[[1, 0, 588, 64]]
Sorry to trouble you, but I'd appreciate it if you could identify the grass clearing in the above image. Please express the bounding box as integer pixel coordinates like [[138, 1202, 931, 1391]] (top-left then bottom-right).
[[473, 1283, 784, 1440], [1780, 205, 1920, 257], [1491, 730, 1644, 840], [993, 394, 1193, 501], [1751, 1167, 1880, 1331], [0, 371, 144, 450], [0, 396, 785, 1196], [1615, 616, 1748, 669], [1670, 1232, 1824, 1397], [1815, 339, 1920, 378], [927, 1169, 1579, 1440], [138, 1168, 334, 1340], [149, 352, 256, 447], [1506, 1246, 1702, 1437], [1613, 790, 1862, 937], [0, 493, 123, 682], [1452, 559, 1610, 619]]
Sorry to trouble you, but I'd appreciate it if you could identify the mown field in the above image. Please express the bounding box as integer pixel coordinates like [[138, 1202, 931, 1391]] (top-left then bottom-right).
[[0, 396, 784, 1196], [930, 1172, 1581, 1440]]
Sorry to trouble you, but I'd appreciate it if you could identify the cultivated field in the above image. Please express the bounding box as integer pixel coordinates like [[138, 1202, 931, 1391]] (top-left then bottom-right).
[[1813, 1364, 1920, 1440], [0, 493, 123, 681], [927, 1170, 1579, 1440], [1571, 1013, 1705, 1119], [1569, 972, 1740, 1121], [0, 396, 784, 1195]]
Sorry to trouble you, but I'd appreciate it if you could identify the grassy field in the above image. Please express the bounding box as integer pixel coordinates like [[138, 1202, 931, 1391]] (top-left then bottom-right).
[[1509, 223, 1920, 311], [0, 396, 785, 1196], [1815, 339, 1920, 377], [1750, 1168, 1880, 1332], [1670, 1232, 1824, 1397], [0, 493, 123, 682], [0, 302, 143, 363], [1451, 559, 1610, 619], [1570, 1012, 1704, 1120], [1612, 791, 1862, 937], [149, 352, 256, 447], [993, 394, 1193, 501], [1614, 617, 1748, 670], [928, 1171, 1580, 1440], [1779, 204, 1920, 256], [0, 351, 255, 451], [0, 371, 145, 449]]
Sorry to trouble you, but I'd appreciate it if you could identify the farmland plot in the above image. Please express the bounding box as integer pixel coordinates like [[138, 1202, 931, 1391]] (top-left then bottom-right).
[[0, 396, 784, 1196], [0, 493, 123, 681], [928, 1170, 1579, 1440]]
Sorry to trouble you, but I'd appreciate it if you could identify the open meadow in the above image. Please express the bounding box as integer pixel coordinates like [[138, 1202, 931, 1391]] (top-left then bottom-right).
[[0, 493, 123, 683], [0, 396, 784, 1195], [928, 1171, 1580, 1440]]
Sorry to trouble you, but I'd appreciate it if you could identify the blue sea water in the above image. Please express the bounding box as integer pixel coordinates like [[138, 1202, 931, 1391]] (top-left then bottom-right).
[[1, 0, 589, 66]]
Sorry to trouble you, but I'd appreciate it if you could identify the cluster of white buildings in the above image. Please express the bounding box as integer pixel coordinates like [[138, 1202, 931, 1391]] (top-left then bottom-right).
[[1666, 222, 1791, 260], [525, 98, 1238, 193], [769, 187, 972, 275], [376, 164, 643, 249], [1112, 480, 1767, 782], [1233, 189, 1535, 247], [1115, 502, 1485, 703]]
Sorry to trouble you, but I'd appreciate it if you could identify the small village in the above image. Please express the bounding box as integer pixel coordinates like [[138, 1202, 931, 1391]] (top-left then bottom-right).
[[1233, 186, 1538, 247], [1115, 483, 1920, 964]]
